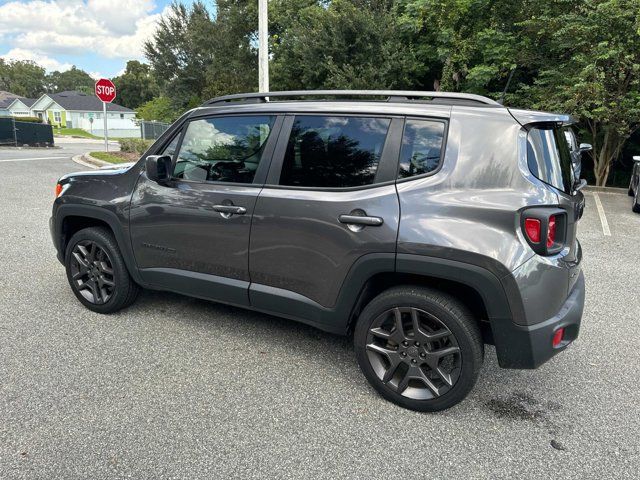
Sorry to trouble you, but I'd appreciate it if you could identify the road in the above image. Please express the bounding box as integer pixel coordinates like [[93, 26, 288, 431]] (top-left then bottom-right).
[[0, 143, 638, 479]]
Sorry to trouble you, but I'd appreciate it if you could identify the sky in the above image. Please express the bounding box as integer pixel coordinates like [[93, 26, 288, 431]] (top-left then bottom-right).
[[0, 0, 197, 79]]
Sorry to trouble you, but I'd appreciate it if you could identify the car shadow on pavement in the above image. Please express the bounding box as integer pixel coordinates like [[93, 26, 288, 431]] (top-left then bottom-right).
[[125, 289, 554, 408]]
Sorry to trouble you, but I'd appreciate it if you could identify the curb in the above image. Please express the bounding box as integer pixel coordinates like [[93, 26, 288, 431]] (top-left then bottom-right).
[[72, 152, 112, 169]]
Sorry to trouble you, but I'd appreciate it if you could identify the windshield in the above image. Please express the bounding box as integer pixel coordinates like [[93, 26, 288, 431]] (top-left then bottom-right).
[[526, 125, 574, 194]]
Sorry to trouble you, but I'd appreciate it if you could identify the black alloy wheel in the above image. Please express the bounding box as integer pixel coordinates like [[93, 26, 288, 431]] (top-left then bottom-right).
[[64, 227, 139, 313], [69, 240, 116, 304], [355, 286, 483, 412], [365, 306, 461, 400]]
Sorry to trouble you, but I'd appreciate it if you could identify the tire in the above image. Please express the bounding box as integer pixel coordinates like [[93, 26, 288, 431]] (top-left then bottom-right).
[[64, 227, 140, 313], [354, 286, 483, 412], [633, 189, 640, 213]]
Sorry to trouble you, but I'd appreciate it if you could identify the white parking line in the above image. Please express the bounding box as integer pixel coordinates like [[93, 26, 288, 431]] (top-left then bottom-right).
[[0, 156, 69, 163], [592, 192, 611, 236]]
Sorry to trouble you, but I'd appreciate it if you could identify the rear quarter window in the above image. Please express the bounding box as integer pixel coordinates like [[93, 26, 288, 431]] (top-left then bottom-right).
[[398, 119, 446, 180], [526, 126, 574, 194]]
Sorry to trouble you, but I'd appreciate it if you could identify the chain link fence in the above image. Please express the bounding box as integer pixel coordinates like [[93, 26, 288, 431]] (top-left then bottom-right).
[[0, 117, 54, 146], [140, 121, 170, 140]]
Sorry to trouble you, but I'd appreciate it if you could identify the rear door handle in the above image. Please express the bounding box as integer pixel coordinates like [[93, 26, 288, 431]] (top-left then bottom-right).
[[338, 214, 384, 226], [213, 205, 247, 215]]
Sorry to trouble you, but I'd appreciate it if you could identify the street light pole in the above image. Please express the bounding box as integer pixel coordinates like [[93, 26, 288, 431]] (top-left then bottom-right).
[[258, 0, 269, 93]]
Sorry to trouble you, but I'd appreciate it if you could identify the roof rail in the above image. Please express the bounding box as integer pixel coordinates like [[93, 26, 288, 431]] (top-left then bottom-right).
[[202, 90, 502, 107]]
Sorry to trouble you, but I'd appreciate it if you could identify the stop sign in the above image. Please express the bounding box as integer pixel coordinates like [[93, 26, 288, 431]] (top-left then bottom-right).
[[95, 78, 116, 103]]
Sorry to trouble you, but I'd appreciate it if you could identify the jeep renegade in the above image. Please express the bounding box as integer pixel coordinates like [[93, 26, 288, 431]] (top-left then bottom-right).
[[51, 91, 586, 411]]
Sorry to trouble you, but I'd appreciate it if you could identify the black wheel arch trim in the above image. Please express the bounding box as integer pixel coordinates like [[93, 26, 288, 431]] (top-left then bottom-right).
[[53, 204, 143, 285]]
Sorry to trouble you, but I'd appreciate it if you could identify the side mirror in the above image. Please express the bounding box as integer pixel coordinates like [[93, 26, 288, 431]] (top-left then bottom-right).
[[633, 156, 640, 163], [579, 143, 592, 153], [145, 155, 172, 184]]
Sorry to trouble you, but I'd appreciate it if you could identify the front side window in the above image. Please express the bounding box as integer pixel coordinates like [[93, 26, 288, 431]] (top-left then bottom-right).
[[174, 115, 275, 183], [53, 111, 61, 123], [279, 115, 390, 188], [161, 131, 181, 158], [398, 119, 445, 179], [527, 126, 574, 194]]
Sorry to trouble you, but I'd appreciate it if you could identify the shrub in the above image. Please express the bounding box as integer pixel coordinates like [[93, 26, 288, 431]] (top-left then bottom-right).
[[13, 116, 43, 123], [119, 138, 153, 154]]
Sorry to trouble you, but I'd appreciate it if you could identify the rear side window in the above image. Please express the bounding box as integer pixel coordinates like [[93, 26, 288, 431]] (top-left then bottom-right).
[[279, 115, 390, 188], [527, 126, 574, 194], [398, 119, 446, 179], [174, 115, 275, 184]]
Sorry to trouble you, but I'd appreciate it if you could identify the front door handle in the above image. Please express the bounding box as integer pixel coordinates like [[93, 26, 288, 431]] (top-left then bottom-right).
[[213, 205, 247, 215], [338, 214, 384, 226]]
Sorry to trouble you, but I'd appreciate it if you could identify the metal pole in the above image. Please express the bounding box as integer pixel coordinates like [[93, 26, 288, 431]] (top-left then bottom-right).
[[12, 117, 18, 147], [258, 0, 269, 92], [103, 101, 108, 152]]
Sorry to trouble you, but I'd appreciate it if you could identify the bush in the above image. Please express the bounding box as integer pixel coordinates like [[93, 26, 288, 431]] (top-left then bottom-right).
[[119, 138, 153, 154], [12, 116, 43, 123]]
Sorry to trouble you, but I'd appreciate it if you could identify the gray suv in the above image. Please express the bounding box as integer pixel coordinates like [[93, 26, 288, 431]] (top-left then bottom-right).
[[50, 91, 586, 411]]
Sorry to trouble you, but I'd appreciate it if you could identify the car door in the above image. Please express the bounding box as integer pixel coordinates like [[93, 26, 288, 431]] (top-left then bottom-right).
[[129, 113, 282, 306], [248, 113, 402, 321]]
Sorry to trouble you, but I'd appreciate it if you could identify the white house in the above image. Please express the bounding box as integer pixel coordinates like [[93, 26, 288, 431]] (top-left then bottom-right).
[[25, 91, 139, 137], [0, 90, 21, 116], [6, 97, 37, 117]]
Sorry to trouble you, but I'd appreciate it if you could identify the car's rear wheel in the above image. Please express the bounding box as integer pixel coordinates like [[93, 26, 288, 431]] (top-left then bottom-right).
[[354, 286, 483, 412], [65, 227, 139, 313]]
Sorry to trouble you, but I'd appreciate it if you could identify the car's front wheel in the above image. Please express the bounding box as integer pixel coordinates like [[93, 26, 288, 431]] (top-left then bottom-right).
[[354, 286, 483, 412], [64, 227, 139, 313]]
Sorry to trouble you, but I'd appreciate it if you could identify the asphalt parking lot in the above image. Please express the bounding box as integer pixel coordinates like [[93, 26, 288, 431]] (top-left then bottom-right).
[[1, 143, 639, 479]]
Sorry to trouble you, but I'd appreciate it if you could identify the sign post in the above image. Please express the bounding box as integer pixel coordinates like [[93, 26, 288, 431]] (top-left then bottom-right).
[[94, 78, 117, 152]]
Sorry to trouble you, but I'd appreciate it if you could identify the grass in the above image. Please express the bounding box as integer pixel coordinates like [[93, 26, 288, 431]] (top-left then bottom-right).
[[89, 151, 132, 164], [53, 127, 101, 139]]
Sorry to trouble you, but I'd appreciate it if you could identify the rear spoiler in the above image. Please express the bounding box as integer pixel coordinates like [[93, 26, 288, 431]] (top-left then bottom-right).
[[508, 108, 577, 128]]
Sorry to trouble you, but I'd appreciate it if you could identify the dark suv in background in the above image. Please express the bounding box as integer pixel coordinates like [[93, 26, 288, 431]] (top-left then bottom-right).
[[629, 156, 640, 213], [51, 91, 586, 411]]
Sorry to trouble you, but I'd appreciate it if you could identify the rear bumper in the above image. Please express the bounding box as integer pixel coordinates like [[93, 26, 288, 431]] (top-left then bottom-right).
[[491, 270, 585, 369]]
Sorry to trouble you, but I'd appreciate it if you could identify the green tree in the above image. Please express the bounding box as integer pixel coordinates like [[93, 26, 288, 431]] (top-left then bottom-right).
[[271, 0, 418, 90], [0, 59, 46, 97], [518, 0, 640, 186], [144, 1, 217, 108], [395, 0, 526, 93], [112, 60, 159, 109], [46, 66, 95, 93], [136, 96, 179, 123]]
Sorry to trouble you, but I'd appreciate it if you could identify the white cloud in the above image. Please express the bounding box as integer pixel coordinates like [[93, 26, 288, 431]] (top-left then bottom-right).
[[0, 0, 168, 61], [1, 48, 72, 71]]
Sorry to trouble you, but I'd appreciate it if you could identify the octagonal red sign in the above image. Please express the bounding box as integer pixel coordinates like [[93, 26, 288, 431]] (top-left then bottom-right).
[[95, 78, 116, 103]]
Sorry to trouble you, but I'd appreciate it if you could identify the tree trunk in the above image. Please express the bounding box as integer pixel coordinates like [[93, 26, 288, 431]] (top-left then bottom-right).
[[591, 126, 624, 187]]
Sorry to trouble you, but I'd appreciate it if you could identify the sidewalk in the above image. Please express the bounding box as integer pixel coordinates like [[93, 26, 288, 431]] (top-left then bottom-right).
[[54, 136, 119, 145]]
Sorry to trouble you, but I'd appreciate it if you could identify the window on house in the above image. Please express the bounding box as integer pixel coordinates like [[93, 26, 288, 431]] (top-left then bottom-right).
[[53, 111, 61, 123], [120, 114, 124, 119]]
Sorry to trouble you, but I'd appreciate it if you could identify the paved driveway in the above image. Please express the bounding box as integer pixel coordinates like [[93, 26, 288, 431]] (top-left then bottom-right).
[[0, 148, 638, 479]]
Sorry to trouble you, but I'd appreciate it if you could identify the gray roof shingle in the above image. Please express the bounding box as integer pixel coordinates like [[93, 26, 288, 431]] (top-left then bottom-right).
[[46, 91, 134, 113], [0, 90, 21, 109]]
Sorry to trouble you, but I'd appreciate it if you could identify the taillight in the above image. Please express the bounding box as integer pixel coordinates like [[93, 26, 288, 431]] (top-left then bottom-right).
[[547, 215, 556, 248], [55, 183, 63, 198], [552, 327, 564, 347], [524, 218, 541, 243], [521, 208, 566, 256]]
